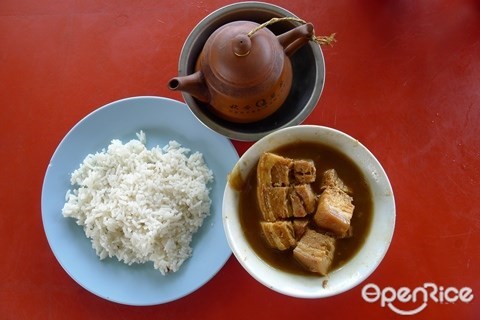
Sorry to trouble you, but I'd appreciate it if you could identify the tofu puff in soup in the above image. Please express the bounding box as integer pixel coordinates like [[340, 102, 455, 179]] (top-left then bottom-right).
[[238, 142, 374, 276]]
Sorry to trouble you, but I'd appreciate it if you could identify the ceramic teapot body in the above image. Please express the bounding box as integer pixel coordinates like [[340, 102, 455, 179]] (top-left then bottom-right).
[[168, 20, 313, 123]]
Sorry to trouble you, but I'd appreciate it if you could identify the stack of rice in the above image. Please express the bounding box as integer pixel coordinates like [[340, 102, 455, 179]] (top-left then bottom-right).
[[62, 131, 213, 274]]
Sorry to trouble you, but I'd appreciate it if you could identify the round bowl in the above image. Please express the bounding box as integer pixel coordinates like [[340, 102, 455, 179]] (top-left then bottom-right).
[[222, 125, 395, 298], [175, 2, 325, 141]]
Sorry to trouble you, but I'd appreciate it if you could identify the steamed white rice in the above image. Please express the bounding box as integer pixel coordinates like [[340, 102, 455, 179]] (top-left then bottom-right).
[[62, 131, 213, 274]]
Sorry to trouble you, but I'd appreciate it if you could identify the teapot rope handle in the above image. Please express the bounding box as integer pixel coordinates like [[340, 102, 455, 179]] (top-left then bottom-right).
[[247, 17, 336, 47]]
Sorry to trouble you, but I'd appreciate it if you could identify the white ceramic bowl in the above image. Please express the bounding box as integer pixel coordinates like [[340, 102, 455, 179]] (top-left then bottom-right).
[[222, 125, 395, 298]]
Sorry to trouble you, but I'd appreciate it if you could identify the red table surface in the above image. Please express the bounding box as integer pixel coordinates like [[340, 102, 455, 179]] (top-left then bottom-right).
[[1, 0, 479, 319]]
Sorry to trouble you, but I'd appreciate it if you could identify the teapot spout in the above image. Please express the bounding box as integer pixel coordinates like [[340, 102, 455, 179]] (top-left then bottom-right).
[[277, 23, 314, 57], [168, 71, 210, 103]]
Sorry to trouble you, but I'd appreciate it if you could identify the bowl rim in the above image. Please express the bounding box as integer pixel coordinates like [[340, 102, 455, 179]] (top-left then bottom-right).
[[177, 1, 325, 141], [222, 125, 396, 298]]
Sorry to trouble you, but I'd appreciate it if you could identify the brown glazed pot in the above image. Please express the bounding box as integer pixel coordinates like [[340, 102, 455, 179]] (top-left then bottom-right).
[[168, 2, 325, 141], [168, 20, 314, 123]]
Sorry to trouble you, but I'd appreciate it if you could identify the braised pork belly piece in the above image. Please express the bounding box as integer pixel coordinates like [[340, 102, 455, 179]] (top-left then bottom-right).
[[257, 152, 292, 187], [314, 187, 354, 238], [293, 159, 316, 184], [257, 153, 292, 221], [314, 168, 355, 237], [289, 184, 316, 218], [261, 186, 290, 221], [293, 184, 316, 214], [289, 188, 307, 218], [321, 168, 353, 195], [293, 229, 335, 275], [260, 221, 296, 250]]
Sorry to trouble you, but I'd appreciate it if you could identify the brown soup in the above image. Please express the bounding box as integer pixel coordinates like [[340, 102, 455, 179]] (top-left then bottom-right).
[[238, 142, 373, 276]]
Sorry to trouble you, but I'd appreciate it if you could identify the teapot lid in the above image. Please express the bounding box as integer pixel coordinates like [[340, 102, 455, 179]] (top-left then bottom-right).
[[202, 21, 284, 90]]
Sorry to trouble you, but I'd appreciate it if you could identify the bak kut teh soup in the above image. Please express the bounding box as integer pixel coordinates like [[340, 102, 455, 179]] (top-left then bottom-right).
[[238, 142, 373, 276]]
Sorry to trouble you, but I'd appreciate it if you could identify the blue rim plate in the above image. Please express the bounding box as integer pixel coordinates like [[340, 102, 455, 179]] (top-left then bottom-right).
[[41, 96, 238, 305]]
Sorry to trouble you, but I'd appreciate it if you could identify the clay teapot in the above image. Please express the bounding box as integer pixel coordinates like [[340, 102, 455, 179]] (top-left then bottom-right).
[[168, 20, 314, 123]]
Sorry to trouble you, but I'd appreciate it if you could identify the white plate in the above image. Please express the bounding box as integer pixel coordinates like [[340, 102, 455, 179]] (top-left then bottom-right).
[[41, 96, 238, 305]]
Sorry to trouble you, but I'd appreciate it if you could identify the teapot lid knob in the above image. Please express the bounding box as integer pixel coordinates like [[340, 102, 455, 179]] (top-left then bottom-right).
[[232, 34, 251, 57]]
